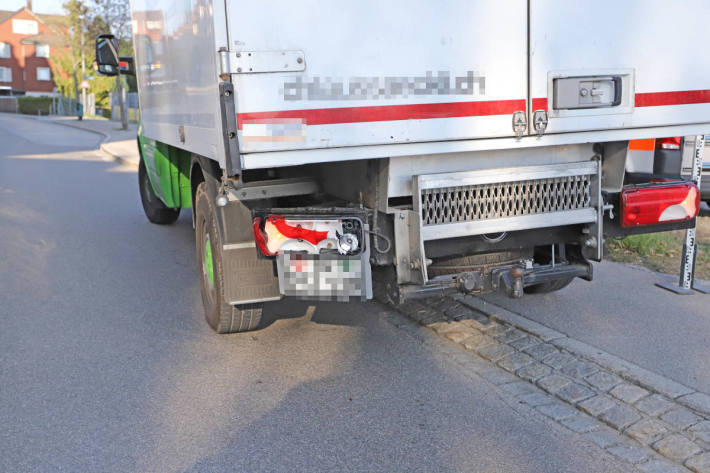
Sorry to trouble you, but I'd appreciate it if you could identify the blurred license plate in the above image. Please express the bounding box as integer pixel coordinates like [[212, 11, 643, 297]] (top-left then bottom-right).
[[276, 253, 364, 301]]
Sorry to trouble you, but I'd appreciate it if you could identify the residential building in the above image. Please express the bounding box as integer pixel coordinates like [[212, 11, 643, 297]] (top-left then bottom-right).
[[0, 6, 67, 96]]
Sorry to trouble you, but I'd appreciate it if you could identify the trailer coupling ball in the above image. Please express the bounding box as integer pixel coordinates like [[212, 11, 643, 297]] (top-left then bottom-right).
[[509, 266, 524, 298]]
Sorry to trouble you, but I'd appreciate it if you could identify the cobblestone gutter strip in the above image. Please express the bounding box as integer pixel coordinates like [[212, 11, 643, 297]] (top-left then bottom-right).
[[395, 296, 710, 473]]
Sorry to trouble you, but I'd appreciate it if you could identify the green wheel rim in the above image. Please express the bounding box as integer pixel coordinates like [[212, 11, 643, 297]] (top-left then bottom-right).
[[204, 233, 214, 287]]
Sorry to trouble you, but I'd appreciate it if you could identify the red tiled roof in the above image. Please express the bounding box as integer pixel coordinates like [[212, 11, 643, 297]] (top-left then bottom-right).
[[0, 8, 67, 32], [0, 10, 16, 25]]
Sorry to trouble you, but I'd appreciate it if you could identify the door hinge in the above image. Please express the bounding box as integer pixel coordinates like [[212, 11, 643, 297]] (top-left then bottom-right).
[[218, 49, 306, 75], [533, 110, 548, 136], [512, 111, 527, 138]]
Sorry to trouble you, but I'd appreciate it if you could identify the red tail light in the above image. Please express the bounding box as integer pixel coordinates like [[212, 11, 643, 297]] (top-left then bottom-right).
[[656, 136, 681, 150], [252, 215, 352, 256], [621, 182, 699, 228], [252, 217, 275, 256], [269, 217, 329, 245]]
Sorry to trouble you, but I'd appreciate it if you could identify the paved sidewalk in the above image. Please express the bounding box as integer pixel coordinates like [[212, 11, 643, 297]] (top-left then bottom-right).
[[44, 116, 139, 167]]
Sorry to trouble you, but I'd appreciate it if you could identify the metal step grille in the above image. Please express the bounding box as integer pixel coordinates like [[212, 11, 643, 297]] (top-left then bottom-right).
[[421, 174, 592, 226]]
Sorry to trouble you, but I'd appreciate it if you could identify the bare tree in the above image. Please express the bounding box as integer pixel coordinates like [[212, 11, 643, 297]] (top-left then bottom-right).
[[93, 0, 131, 41]]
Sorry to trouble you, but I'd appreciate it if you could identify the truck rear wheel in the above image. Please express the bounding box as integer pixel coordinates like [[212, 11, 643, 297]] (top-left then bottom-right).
[[138, 159, 180, 225], [194, 182, 262, 333]]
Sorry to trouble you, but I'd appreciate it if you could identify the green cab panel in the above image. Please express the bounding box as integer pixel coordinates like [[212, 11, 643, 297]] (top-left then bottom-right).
[[138, 130, 192, 209]]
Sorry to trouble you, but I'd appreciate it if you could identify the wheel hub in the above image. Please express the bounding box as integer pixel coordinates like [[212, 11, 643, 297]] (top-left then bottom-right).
[[204, 233, 215, 289]]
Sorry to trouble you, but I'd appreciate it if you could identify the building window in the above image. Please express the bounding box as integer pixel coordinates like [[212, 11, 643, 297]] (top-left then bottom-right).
[[0, 67, 12, 83], [12, 19, 38, 35], [36, 67, 51, 81], [36, 43, 50, 58], [0, 42, 10, 58]]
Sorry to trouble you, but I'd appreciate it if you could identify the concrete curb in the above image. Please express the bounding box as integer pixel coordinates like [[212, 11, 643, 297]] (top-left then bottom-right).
[[41, 118, 138, 168], [458, 295, 703, 408], [99, 142, 138, 168]]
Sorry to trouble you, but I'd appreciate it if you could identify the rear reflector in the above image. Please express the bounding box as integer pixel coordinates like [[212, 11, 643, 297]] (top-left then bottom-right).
[[628, 138, 656, 151], [656, 136, 681, 150], [621, 182, 699, 227]]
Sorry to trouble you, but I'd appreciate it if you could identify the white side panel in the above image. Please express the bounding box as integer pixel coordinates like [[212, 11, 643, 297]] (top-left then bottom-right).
[[228, 0, 527, 154], [530, 0, 710, 134], [131, 0, 221, 161]]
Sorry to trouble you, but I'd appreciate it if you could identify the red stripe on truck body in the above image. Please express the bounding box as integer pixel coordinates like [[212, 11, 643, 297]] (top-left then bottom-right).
[[237, 90, 710, 130], [635, 89, 710, 107], [237, 99, 526, 129]]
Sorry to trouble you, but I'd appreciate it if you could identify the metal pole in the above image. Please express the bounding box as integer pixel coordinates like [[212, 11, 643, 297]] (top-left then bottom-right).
[[116, 74, 127, 130], [657, 135, 708, 295], [689, 136, 709, 293], [72, 67, 80, 119]]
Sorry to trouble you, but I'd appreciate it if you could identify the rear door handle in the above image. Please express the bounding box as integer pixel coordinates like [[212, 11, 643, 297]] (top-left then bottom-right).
[[553, 76, 622, 110]]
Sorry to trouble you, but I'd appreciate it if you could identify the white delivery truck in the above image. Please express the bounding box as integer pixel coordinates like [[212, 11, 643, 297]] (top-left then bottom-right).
[[96, 0, 710, 333]]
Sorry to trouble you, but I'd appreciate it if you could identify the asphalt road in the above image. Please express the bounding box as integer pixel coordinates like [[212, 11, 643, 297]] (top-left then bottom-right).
[[0, 114, 639, 472]]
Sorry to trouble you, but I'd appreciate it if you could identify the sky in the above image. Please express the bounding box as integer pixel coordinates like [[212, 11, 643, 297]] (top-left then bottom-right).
[[2, 0, 65, 15]]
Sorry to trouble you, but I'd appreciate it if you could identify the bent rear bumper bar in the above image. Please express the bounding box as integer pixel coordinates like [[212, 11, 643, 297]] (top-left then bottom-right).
[[395, 260, 593, 302]]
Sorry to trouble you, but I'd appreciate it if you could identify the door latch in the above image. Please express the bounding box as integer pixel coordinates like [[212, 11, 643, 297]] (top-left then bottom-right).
[[553, 76, 622, 110], [512, 111, 527, 138]]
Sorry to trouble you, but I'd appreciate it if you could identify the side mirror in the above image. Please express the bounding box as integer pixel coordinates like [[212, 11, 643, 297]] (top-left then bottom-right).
[[95, 34, 119, 76], [95, 34, 135, 76]]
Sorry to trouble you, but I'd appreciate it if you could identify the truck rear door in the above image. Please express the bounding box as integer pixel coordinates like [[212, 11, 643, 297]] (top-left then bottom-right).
[[228, 0, 527, 153], [529, 0, 710, 135]]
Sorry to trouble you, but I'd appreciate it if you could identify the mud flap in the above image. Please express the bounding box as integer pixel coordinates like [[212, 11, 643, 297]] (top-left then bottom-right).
[[222, 245, 281, 304], [193, 156, 281, 305], [217, 197, 281, 304]]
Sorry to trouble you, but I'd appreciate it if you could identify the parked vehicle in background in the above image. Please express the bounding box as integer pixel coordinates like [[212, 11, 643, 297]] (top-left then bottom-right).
[[97, 0, 710, 334]]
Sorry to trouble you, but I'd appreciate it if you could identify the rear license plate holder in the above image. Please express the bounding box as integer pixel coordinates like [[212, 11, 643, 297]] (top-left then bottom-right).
[[276, 252, 372, 301]]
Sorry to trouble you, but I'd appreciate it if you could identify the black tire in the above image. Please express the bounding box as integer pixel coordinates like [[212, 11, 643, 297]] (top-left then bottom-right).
[[524, 277, 574, 294], [428, 250, 532, 277], [138, 158, 180, 224], [194, 182, 262, 333]]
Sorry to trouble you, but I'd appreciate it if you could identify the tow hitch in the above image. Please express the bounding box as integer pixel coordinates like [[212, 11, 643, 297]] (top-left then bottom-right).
[[392, 260, 593, 303]]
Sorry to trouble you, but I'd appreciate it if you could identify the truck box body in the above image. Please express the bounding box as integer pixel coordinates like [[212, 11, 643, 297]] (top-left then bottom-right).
[[122, 0, 709, 328], [132, 0, 710, 170]]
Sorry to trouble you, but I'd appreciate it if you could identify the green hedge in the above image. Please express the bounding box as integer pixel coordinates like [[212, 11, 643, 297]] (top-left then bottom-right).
[[17, 96, 54, 115], [96, 107, 112, 119]]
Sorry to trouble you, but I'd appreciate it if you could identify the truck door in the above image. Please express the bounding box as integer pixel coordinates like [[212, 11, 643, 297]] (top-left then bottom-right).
[[529, 0, 710, 135], [228, 0, 528, 154]]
